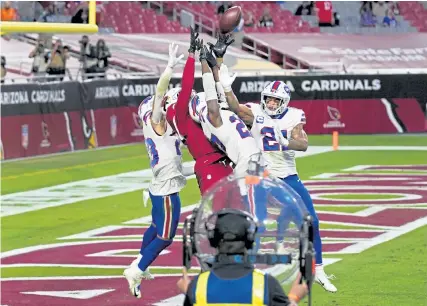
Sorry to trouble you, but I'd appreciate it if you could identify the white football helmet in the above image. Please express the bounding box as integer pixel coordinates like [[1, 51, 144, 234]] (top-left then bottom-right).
[[261, 81, 291, 117], [138, 96, 153, 121], [189, 92, 207, 123]]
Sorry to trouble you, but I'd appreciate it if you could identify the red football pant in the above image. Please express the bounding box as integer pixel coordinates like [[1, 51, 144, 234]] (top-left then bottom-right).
[[196, 162, 233, 196]]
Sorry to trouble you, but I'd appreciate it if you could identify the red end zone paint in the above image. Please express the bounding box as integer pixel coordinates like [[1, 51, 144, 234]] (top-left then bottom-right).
[[2, 241, 199, 267], [95, 227, 383, 240], [95, 227, 184, 237], [319, 209, 427, 227], [1, 277, 183, 306], [3, 168, 427, 305]]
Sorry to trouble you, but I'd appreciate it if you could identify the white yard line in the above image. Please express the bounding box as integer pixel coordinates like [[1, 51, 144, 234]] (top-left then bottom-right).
[[0, 143, 140, 164], [1, 264, 199, 270], [336, 216, 427, 254], [0, 274, 199, 281], [0, 147, 331, 217]]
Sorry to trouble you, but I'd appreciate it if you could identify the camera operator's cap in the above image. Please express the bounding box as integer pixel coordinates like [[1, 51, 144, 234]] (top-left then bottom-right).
[[212, 211, 250, 241]]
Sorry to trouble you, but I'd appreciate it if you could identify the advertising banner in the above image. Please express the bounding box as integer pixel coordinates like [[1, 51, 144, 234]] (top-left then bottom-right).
[[1, 74, 426, 159]]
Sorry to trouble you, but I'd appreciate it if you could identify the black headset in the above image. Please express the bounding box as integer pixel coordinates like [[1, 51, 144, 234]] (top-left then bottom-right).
[[205, 208, 258, 250]]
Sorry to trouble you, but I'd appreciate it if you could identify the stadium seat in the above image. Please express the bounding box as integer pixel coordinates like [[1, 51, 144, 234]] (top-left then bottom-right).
[[165, 1, 320, 34], [399, 1, 427, 32], [102, 2, 189, 34]]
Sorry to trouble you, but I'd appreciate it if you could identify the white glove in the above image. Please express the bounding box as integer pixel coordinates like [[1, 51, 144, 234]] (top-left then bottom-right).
[[167, 42, 184, 69], [219, 63, 237, 92], [274, 124, 289, 149]]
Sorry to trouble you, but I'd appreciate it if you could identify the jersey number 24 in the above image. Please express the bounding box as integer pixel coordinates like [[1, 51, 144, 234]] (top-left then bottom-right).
[[260, 127, 288, 151], [209, 115, 250, 152]]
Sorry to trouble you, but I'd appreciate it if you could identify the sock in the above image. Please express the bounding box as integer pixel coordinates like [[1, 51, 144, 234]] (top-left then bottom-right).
[[138, 237, 172, 271], [313, 222, 323, 265], [139, 224, 157, 255]]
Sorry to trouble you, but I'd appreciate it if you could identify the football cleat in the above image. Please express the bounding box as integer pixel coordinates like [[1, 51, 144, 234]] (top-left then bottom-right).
[[315, 266, 337, 293], [123, 266, 144, 298], [129, 255, 154, 280]]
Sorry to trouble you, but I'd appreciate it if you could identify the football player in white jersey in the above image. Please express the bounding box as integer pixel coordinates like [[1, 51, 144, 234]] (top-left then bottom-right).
[[123, 43, 187, 299], [190, 45, 262, 178], [219, 68, 337, 293]]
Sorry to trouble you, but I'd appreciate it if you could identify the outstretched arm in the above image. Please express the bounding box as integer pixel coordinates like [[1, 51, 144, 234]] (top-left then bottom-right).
[[174, 28, 201, 135], [174, 54, 196, 136], [151, 43, 184, 135], [208, 34, 254, 127], [200, 46, 222, 128], [220, 64, 254, 126]]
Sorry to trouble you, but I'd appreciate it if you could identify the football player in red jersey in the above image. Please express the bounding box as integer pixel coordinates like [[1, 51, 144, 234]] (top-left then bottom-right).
[[164, 28, 233, 195]]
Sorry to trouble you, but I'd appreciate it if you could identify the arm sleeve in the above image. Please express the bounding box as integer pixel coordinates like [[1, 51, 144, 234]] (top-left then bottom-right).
[[152, 66, 173, 124], [175, 55, 196, 136], [267, 274, 292, 306]]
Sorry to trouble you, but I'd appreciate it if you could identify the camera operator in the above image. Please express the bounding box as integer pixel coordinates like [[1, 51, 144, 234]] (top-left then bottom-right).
[[95, 39, 111, 78], [79, 35, 98, 78], [178, 209, 309, 305], [46, 40, 69, 81], [29, 39, 49, 80], [1, 55, 6, 84]]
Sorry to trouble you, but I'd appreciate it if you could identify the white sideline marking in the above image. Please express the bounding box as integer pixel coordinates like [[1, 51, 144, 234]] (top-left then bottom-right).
[[0, 143, 140, 164], [1, 264, 199, 270], [21, 289, 115, 300], [312, 192, 423, 202], [1, 239, 152, 259], [315, 203, 427, 208], [336, 216, 427, 254], [0, 162, 196, 217], [342, 165, 373, 171], [317, 206, 386, 217], [1, 146, 332, 217], [85, 249, 171, 258], [58, 204, 198, 239]]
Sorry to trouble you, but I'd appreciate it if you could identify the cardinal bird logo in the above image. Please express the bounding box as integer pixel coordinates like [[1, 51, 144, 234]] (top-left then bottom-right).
[[327, 106, 341, 121], [323, 106, 345, 129]]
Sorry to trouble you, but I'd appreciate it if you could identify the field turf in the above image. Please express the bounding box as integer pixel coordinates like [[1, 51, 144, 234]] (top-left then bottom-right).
[[1, 135, 426, 306]]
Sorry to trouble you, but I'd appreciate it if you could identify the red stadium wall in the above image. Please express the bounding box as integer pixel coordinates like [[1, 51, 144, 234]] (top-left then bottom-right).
[[1, 107, 143, 160], [1, 99, 426, 160], [1, 74, 426, 160]]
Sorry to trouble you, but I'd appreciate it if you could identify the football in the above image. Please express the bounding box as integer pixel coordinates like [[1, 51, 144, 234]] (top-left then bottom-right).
[[219, 6, 242, 34]]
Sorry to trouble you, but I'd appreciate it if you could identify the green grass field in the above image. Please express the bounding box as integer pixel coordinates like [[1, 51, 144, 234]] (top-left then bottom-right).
[[1, 135, 427, 306]]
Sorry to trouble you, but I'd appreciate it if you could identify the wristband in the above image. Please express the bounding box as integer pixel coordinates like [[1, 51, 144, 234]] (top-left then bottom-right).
[[288, 293, 300, 303], [202, 73, 217, 101], [222, 84, 232, 93]]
